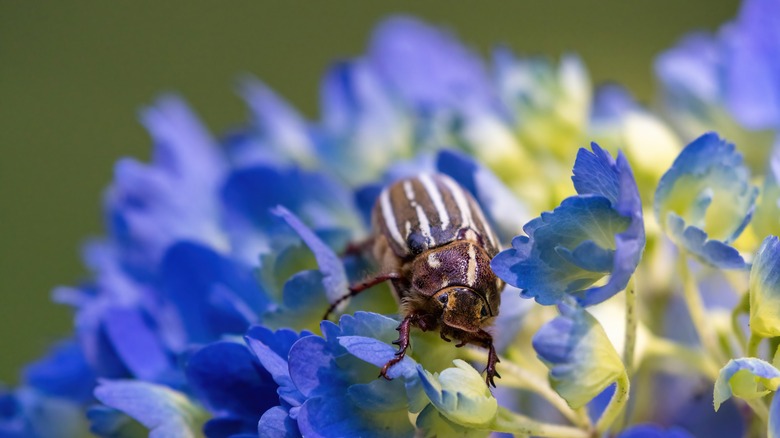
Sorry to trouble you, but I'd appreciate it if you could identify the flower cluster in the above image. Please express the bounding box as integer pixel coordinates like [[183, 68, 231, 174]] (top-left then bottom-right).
[[3, 1, 780, 437]]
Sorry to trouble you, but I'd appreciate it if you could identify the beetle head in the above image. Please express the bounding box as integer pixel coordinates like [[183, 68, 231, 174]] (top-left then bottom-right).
[[433, 286, 492, 333]]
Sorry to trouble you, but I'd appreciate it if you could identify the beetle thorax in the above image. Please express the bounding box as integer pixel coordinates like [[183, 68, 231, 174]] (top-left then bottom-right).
[[409, 241, 495, 294]]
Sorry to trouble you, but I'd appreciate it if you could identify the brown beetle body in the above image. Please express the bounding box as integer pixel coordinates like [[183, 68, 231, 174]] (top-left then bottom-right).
[[328, 173, 505, 386]]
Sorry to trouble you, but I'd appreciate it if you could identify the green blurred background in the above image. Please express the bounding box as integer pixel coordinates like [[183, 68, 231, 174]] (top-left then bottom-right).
[[0, 1, 739, 384]]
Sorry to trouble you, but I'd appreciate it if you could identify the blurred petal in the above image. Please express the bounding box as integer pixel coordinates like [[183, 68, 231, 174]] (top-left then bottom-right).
[[369, 16, 493, 110], [93, 380, 203, 438], [238, 77, 315, 167], [23, 340, 96, 403], [724, 0, 780, 130], [159, 242, 269, 344], [108, 96, 226, 273]]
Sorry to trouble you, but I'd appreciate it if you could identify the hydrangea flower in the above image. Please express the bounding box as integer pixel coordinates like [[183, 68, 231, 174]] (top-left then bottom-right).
[[9, 6, 780, 438], [491, 143, 645, 306], [656, 0, 780, 174], [654, 132, 757, 269]]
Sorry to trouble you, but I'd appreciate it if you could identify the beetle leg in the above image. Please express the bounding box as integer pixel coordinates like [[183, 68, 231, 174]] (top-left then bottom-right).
[[484, 341, 501, 388], [322, 272, 401, 320], [380, 314, 416, 380], [440, 332, 451, 342], [474, 329, 501, 388]]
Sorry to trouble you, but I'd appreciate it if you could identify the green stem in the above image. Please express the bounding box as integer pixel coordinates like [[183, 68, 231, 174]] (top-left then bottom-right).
[[623, 276, 638, 376], [491, 407, 591, 438], [745, 398, 770, 425], [748, 333, 763, 359], [677, 252, 726, 364], [644, 336, 720, 381], [731, 291, 750, 354], [462, 348, 591, 429], [595, 371, 630, 435]]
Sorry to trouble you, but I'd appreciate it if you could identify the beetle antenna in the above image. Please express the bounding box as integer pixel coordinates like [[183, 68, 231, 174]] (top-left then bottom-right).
[[322, 272, 401, 320]]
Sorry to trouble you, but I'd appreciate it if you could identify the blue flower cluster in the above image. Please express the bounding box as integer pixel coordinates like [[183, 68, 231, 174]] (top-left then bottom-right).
[[4, 1, 780, 437]]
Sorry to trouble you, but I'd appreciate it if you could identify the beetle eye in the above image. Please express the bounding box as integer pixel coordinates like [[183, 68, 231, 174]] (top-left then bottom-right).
[[438, 294, 448, 305], [480, 305, 488, 317]]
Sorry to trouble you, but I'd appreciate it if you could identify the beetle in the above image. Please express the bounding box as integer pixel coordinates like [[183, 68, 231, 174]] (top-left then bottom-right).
[[324, 173, 505, 387]]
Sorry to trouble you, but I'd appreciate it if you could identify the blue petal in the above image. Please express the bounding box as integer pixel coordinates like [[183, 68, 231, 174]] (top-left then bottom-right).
[[203, 416, 255, 438], [354, 183, 384, 227], [93, 380, 201, 438], [23, 340, 96, 403], [108, 96, 225, 274], [591, 84, 638, 121], [2, 388, 86, 438], [666, 214, 746, 269], [571, 143, 620, 203], [368, 16, 493, 110], [491, 196, 629, 305], [221, 164, 360, 260], [347, 379, 409, 412], [244, 326, 311, 406], [317, 60, 409, 185], [724, 0, 780, 130], [237, 77, 315, 166], [102, 306, 171, 383], [297, 394, 413, 438], [338, 336, 417, 380], [159, 241, 269, 344], [333, 311, 402, 343], [288, 336, 349, 398], [258, 406, 300, 438], [185, 341, 278, 422], [86, 405, 131, 438], [532, 304, 625, 408], [555, 241, 615, 273], [273, 206, 348, 303], [655, 32, 721, 104]]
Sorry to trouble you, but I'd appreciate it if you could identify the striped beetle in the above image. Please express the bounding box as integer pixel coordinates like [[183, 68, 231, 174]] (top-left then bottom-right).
[[325, 173, 504, 387]]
